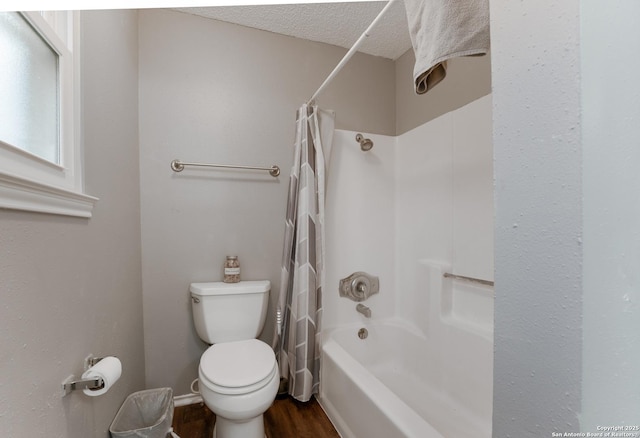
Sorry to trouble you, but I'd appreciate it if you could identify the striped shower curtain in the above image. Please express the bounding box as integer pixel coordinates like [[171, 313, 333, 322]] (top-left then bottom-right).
[[275, 104, 333, 402]]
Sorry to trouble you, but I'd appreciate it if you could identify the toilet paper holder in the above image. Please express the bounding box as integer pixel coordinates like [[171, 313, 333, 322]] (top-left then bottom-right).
[[61, 376, 104, 395], [61, 355, 107, 396]]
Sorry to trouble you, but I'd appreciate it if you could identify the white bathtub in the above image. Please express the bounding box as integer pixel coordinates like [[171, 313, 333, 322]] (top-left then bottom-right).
[[319, 320, 492, 438]]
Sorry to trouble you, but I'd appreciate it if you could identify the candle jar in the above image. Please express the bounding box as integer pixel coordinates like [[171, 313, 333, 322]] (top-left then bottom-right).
[[223, 256, 240, 283]]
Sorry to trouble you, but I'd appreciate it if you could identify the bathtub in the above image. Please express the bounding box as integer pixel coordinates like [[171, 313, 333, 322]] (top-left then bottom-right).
[[318, 320, 492, 438]]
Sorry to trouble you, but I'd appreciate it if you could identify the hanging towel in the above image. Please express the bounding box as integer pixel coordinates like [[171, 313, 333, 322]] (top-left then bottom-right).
[[404, 0, 490, 94]]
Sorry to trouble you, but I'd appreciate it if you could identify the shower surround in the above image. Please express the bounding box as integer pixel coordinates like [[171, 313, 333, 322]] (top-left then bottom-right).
[[320, 95, 494, 437]]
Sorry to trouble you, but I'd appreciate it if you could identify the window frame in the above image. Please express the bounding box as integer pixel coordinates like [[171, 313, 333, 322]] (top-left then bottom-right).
[[0, 11, 97, 218]]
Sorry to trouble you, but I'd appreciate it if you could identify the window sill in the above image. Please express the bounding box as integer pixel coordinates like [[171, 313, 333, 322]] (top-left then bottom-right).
[[0, 171, 98, 218]]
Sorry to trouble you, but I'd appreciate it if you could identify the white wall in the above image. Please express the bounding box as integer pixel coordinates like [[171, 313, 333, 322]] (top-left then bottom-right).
[[452, 99, 494, 280], [395, 95, 494, 434], [326, 96, 493, 333], [0, 10, 145, 438], [492, 0, 640, 433], [324, 130, 396, 329], [324, 95, 494, 434], [581, 0, 640, 428], [396, 94, 494, 333], [325, 95, 494, 331], [491, 1, 583, 435]]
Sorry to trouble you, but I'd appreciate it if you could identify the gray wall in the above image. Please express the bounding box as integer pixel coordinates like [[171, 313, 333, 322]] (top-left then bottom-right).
[[0, 10, 144, 438], [395, 48, 492, 135], [138, 9, 395, 393]]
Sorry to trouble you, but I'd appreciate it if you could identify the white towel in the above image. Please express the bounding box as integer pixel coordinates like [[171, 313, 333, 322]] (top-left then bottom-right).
[[404, 0, 490, 94]]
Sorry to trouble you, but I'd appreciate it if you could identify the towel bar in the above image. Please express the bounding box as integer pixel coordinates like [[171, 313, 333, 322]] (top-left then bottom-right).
[[443, 272, 494, 287], [171, 159, 280, 177]]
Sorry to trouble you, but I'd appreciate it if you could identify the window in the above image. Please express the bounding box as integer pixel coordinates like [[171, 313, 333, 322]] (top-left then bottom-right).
[[0, 12, 59, 163], [0, 11, 97, 217]]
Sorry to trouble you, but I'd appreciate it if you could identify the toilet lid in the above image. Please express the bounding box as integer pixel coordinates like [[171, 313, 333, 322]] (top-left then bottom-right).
[[200, 339, 276, 388]]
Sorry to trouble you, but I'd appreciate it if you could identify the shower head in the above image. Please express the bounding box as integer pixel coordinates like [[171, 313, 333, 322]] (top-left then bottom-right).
[[355, 133, 373, 151]]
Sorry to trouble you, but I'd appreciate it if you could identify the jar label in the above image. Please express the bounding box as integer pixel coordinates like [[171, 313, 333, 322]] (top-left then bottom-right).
[[224, 267, 240, 275]]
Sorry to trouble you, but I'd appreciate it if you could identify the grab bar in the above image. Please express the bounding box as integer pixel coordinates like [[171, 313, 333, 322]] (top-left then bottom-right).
[[443, 272, 494, 287], [171, 159, 280, 177]]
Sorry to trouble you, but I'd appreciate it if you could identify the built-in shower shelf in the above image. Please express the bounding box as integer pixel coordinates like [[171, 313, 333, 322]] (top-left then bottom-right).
[[441, 275, 494, 341]]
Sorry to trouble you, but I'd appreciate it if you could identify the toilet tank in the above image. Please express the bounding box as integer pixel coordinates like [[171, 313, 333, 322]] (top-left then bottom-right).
[[190, 280, 270, 344]]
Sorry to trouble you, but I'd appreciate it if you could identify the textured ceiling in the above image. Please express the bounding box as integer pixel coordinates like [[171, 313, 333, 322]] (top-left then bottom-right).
[[173, 1, 412, 60]]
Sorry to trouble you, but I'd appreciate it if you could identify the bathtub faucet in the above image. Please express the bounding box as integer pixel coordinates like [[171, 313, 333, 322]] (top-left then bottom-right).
[[356, 303, 371, 318]]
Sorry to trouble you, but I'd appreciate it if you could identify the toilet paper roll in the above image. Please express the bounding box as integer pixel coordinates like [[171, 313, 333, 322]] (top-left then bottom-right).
[[82, 356, 122, 397]]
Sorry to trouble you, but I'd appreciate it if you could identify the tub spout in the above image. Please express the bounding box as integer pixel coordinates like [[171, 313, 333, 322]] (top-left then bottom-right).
[[356, 303, 371, 318]]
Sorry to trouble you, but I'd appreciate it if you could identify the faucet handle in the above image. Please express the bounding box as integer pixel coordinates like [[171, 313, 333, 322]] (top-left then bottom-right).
[[339, 271, 379, 302]]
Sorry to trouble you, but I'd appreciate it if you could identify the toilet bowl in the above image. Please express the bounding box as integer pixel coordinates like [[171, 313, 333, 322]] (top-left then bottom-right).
[[198, 339, 279, 438]]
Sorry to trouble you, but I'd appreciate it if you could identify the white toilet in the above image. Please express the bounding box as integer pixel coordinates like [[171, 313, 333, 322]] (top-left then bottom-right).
[[190, 280, 279, 438]]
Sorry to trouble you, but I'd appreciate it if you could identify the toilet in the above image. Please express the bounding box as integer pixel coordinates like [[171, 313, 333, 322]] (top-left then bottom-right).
[[190, 280, 279, 438]]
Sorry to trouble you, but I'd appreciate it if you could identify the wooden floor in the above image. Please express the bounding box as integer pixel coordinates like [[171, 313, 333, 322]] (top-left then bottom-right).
[[172, 395, 340, 438]]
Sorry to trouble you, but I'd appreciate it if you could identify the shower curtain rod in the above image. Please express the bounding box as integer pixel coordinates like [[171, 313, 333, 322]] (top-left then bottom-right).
[[307, 0, 399, 104]]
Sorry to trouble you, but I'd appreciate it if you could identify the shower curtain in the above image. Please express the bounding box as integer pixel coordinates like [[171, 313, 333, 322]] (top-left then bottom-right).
[[275, 103, 334, 402]]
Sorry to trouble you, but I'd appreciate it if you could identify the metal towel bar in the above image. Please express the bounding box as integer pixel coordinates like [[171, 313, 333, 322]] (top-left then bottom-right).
[[443, 272, 494, 287], [171, 159, 280, 177]]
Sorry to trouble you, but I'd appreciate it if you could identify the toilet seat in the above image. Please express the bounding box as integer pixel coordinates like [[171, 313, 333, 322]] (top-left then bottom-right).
[[199, 339, 277, 396]]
